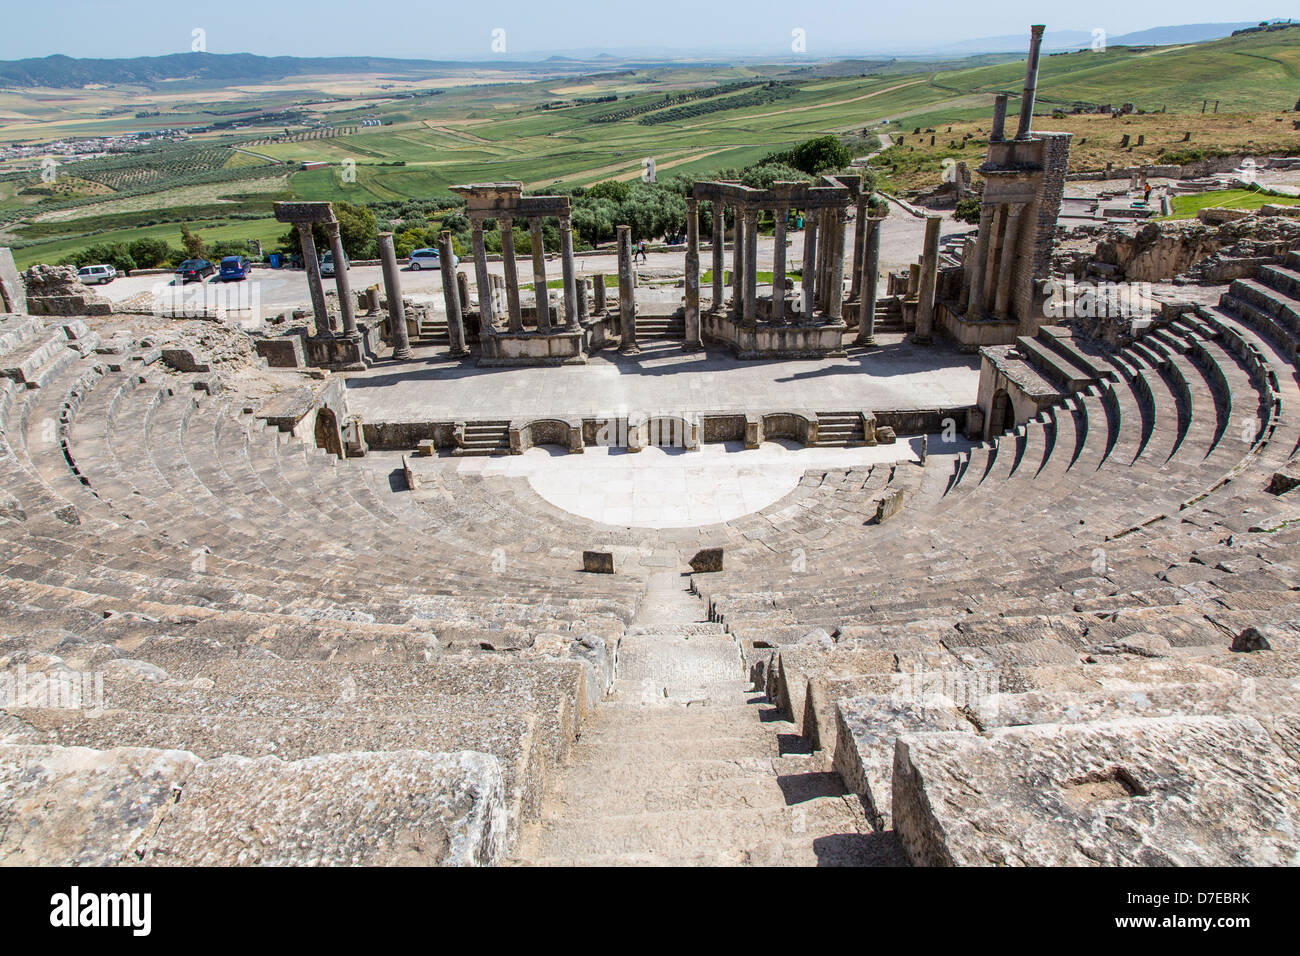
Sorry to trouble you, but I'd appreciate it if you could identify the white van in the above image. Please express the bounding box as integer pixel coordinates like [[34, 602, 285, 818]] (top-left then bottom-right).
[[77, 264, 117, 285]]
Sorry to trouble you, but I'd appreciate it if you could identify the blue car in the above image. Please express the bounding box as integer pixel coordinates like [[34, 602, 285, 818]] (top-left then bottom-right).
[[219, 255, 252, 281]]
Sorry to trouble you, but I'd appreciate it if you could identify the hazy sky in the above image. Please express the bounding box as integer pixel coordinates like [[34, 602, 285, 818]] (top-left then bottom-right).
[[0, 1, 1285, 59]]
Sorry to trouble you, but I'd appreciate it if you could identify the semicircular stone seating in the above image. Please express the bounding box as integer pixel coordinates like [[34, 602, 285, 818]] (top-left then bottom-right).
[[2, 243, 1300, 866]]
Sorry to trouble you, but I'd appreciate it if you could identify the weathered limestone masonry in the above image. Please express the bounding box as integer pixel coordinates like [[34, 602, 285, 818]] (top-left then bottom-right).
[[692, 175, 864, 359], [450, 183, 586, 367], [377, 233, 411, 361], [946, 25, 1071, 349], [273, 201, 381, 371]]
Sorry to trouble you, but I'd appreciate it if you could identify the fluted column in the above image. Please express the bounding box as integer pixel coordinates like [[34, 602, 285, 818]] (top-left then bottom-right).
[[771, 208, 787, 324], [683, 197, 702, 350], [377, 232, 410, 359], [470, 220, 496, 334], [439, 230, 468, 356], [710, 203, 724, 311], [742, 207, 759, 327], [730, 207, 744, 318], [617, 225, 638, 354], [981, 205, 1006, 316], [324, 221, 357, 338], [855, 216, 881, 346], [994, 203, 1025, 319], [297, 222, 333, 336], [850, 195, 867, 299], [560, 216, 579, 331], [966, 204, 994, 318], [499, 216, 523, 333], [914, 214, 941, 345], [528, 217, 550, 332], [826, 209, 846, 323], [800, 212, 819, 320]]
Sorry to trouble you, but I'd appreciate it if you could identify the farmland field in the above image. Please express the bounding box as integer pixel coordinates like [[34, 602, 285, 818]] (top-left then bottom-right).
[[3, 26, 1298, 267]]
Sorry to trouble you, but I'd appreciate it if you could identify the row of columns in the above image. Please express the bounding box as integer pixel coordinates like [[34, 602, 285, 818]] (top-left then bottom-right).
[[467, 215, 582, 336], [963, 201, 1025, 320], [296, 220, 357, 339]]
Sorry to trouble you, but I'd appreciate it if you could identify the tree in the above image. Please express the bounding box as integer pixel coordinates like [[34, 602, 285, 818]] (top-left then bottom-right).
[[179, 222, 206, 259], [789, 135, 852, 175], [127, 237, 178, 269]]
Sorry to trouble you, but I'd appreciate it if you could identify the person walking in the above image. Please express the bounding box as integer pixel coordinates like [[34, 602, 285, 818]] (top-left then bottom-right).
[[637, 239, 647, 263]]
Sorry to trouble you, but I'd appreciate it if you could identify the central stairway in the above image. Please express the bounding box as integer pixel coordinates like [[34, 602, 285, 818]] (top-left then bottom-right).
[[513, 573, 896, 866]]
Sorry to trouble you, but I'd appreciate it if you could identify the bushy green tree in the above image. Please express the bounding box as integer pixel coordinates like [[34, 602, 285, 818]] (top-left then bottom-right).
[[789, 135, 852, 175], [127, 237, 179, 269]]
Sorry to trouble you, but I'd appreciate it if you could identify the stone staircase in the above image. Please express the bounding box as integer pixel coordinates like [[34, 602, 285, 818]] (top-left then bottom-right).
[[453, 420, 511, 456], [513, 573, 892, 866], [815, 411, 867, 447], [634, 316, 686, 339]]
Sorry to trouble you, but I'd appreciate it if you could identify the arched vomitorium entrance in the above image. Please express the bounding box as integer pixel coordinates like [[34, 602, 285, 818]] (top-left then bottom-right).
[[314, 406, 343, 458], [987, 389, 1012, 438]]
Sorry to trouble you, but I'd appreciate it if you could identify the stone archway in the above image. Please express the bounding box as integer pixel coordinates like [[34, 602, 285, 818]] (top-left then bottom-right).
[[988, 389, 1012, 438], [314, 406, 343, 458]]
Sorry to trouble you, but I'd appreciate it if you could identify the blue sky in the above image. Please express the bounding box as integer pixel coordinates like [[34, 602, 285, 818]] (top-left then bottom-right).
[[0, 1, 1286, 59]]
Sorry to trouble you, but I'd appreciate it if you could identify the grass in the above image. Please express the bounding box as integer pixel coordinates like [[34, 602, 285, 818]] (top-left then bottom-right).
[[1164, 187, 1300, 219], [7, 27, 1300, 265]]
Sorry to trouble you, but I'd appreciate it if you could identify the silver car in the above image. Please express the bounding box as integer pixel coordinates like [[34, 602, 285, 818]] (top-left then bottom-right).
[[77, 264, 116, 285], [408, 247, 458, 270]]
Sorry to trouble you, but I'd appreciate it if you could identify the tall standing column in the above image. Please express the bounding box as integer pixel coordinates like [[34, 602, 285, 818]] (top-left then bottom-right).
[[528, 217, 550, 332], [957, 236, 977, 312], [593, 274, 606, 314], [1016, 25, 1046, 140], [499, 217, 523, 333], [377, 232, 410, 360], [560, 216, 579, 331], [771, 207, 787, 324], [800, 212, 819, 321], [325, 221, 357, 338], [915, 215, 942, 345], [730, 207, 745, 318], [818, 209, 834, 310], [683, 198, 702, 350], [855, 216, 881, 346], [297, 222, 333, 336], [994, 204, 1024, 319], [470, 220, 496, 334], [617, 225, 638, 354], [990, 93, 1009, 142], [826, 209, 847, 323], [710, 203, 725, 312], [850, 195, 868, 300], [438, 231, 468, 356], [742, 208, 759, 327], [575, 277, 589, 325]]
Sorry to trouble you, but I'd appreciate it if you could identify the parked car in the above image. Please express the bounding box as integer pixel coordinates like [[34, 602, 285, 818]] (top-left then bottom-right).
[[175, 259, 215, 283], [408, 247, 458, 270], [219, 255, 252, 281], [320, 250, 348, 277], [77, 264, 116, 285]]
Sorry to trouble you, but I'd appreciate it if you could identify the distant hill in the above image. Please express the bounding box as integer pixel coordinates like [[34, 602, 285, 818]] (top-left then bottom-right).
[[0, 52, 575, 89], [927, 22, 1263, 55]]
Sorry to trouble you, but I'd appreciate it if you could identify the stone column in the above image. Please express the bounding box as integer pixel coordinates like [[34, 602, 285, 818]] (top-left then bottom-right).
[[855, 216, 881, 346], [818, 209, 835, 310], [377, 232, 410, 359], [800, 212, 819, 320], [593, 273, 607, 314], [470, 220, 496, 334], [297, 223, 333, 336], [439, 231, 468, 356], [617, 225, 638, 353], [325, 221, 357, 338], [742, 207, 759, 327], [994, 204, 1025, 318], [771, 207, 787, 324], [957, 236, 976, 312], [907, 263, 921, 299], [560, 216, 579, 331], [966, 204, 994, 318], [990, 93, 1009, 142], [730, 207, 744, 318], [683, 198, 702, 350], [915, 215, 941, 344], [710, 203, 725, 311], [575, 277, 589, 324], [850, 195, 867, 299], [1016, 25, 1046, 140], [499, 217, 524, 333], [826, 209, 846, 323], [528, 217, 550, 332]]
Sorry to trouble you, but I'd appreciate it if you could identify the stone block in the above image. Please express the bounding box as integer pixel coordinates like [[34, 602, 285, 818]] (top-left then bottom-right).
[[892, 715, 1300, 866], [875, 425, 897, 444], [689, 548, 724, 573], [161, 347, 212, 373], [416, 439, 436, 457], [0, 247, 25, 314], [253, 336, 305, 369], [582, 550, 616, 574], [875, 487, 905, 523]]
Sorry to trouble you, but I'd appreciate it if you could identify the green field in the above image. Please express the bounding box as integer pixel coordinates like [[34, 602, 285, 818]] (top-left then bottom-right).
[[4, 26, 1299, 267], [1165, 188, 1300, 220]]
